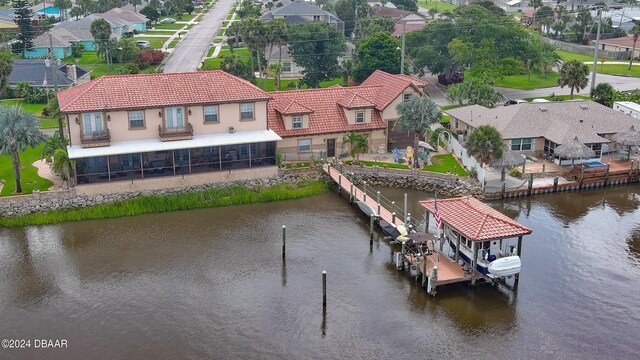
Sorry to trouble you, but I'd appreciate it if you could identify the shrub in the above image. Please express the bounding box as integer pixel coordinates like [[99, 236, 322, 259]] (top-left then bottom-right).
[[114, 63, 140, 75], [134, 49, 165, 68], [71, 42, 84, 58], [42, 107, 50, 117], [508, 167, 521, 178]]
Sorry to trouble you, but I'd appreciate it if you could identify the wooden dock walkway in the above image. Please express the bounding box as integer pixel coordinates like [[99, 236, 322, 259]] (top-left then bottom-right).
[[323, 164, 406, 227], [404, 250, 468, 287]]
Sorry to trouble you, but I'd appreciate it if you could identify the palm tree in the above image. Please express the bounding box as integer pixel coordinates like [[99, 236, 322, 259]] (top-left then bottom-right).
[[557, 59, 590, 99], [539, 42, 562, 76], [394, 95, 442, 169], [52, 148, 75, 187], [340, 59, 353, 86], [267, 63, 283, 90], [465, 125, 504, 167], [446, 83, 467, 106], [529, 0, 543, 31], [342, 132, 369, 163], [0, 106, 46, 193], [591, 82, 615, 107], [628, 24, 640, 70]]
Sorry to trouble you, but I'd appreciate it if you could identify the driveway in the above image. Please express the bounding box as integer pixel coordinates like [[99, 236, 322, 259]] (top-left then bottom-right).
[[162, 0, 237, 73]]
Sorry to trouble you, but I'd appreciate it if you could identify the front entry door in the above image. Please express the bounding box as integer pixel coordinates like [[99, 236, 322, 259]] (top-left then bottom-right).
[[326, 139, 336, 157]]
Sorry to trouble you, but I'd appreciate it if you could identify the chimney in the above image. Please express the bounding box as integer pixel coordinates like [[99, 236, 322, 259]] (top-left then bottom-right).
[[66, 64, 77, 82]]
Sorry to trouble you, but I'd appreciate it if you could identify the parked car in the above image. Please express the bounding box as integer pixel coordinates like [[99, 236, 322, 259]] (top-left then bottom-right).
[[531, 98, 550, 103], [160, 18, 177, 24], [136, 40, 151, 48], [504, 99, 527, 106]]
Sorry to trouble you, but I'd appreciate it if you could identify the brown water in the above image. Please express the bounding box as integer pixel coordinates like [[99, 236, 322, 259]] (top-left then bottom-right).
[[1, 186, 640, 359]]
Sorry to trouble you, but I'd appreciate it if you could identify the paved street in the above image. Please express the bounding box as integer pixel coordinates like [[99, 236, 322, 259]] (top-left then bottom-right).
[[162, 0, 236, 73]]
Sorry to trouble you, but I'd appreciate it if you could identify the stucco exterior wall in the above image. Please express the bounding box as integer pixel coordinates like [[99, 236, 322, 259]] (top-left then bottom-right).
[[343, 108, 372, 125], [278, 129, 386, 160], [382, 86, 420, 120], [66, 101, 269, 144]]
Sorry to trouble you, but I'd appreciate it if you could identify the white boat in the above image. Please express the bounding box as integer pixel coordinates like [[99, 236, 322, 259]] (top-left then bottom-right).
[[487, 256, 521, 277]]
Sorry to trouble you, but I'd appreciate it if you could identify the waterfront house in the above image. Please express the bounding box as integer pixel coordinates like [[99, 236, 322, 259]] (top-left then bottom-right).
[[8, 59, 91, 90], [446, 101, 640, 162], [268, 70, 427, 160], [57, 71, 281, 191], [260, 0, 344, 33]]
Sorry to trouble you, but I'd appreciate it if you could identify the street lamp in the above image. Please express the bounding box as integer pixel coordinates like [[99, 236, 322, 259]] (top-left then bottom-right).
[[105, 46, 123, 75]]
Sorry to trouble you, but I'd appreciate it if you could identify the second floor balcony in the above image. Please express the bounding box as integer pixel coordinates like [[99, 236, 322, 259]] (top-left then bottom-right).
[[158, 122, 194, 142], [81, 129, 111, 148]]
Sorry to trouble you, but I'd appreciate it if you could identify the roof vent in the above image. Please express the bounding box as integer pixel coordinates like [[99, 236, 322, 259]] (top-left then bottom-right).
[[580, 104, 588, 109], [539, 106, 547, 112]]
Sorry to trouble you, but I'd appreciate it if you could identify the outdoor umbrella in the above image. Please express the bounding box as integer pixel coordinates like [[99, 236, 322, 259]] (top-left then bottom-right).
[[490, 145, 525, 181], [553, 136, 596, 165], [611, 126, 640, 160]]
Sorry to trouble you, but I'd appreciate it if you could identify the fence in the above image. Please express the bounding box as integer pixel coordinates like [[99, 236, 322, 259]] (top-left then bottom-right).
[[442, 132, 485, 188], [541, 37, 632, 60]]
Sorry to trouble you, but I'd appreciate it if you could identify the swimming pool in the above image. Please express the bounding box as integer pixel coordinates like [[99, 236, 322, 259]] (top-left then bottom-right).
[[584, 160, 606, 167]]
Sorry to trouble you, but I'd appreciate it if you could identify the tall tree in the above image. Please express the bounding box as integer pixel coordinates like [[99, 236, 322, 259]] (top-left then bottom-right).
[[529, 0, 543, 31], [354, 16, 395, 39], [335, 0, 369, 37], [70, 6, 83, 20], [90, 18, 112, 59], [394, 95, 442, 169], [446, 83, 467, 106], [393, 0, 417, 11], [628, 24, 640, 70], [465, 125, 504, 167], [12, 0, 36, 58], [459, 79, 504, 107], [77, 0, 95, 15], [140, 5, 160, 23], [289, 22, 346, 88], [0, 106, 46, 193], [54, 0, 72, 21], [218, 53, 255, 83], [0, 51, 13, 88], [130, 0, 142, 12], [266, 18, 287, 65], [557, 59, 590, 99], [590, 82, 615, 107], [353, 32, 400, 82], [339, 59, 353, 86]]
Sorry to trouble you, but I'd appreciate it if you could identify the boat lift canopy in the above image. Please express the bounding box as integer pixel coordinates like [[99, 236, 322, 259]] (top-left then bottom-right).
[[419, 196, 532, 241]]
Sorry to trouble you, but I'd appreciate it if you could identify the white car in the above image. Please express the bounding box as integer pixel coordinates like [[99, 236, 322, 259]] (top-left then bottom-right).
[[531, 98, 550, 103], [159, 18, 177, 24], [135, 40, 151, 48]]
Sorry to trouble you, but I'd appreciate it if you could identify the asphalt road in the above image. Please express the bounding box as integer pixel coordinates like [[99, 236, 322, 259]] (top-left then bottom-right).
[[162, 0, 237, 73]]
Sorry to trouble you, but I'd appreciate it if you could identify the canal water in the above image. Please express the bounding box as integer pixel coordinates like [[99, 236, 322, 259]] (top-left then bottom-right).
[[1, 185, 639, 359]]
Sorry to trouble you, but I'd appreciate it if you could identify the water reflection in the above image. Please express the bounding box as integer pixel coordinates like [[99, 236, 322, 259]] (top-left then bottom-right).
[[627, 228, 640, 263]]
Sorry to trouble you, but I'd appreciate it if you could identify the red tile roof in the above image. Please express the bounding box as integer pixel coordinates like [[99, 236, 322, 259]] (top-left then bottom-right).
[[275, 98, 314, 115], [359, 70, 425, 110], [57, 71, 272, 113], [337, 90, 376, 109], [419, 196, 532, 241], [391, 22, 426, 37], [600, 36, 637, 48], [267, 86, 387, 138]]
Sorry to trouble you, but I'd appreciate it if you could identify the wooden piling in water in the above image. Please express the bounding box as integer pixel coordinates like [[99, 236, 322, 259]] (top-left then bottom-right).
[[282, 225, 286, 258], [369, 213, 375, 242], [322, 271, 327, 309], [403, 193, 408, 223]]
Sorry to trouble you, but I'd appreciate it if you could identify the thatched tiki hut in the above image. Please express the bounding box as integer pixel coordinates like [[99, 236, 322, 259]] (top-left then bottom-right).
[[611, 126, 640, 160], [553, 136, 596, 165], [490, 145, 525, 181]]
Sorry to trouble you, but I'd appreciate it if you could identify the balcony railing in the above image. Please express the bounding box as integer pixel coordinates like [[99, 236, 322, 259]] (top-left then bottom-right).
[[81, 129, 111, 148], [159, 122, 193, 141]]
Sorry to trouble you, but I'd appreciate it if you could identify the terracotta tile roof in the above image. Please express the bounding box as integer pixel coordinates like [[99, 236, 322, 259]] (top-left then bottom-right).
[[275, 98, 314, 115], [419, 196, 532, 241], [57, 71, 272, 113], [337, 90, 376, 109], [359, 70, 425, 110], [600, 36, 637, 48], [268, 86, 387, 138]]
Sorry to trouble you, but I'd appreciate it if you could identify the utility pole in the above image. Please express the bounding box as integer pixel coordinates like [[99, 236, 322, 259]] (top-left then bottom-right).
[[48, 33, 62, 136], [591, 7, 602, 94], [400, 21, 406, 74]]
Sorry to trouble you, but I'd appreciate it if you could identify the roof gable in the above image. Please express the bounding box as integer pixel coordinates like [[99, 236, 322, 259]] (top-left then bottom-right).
[[275, 98, 314, 115], [360, 70, 425, 110], [57, 71, 272, 113], [337, 90, 376, 109]]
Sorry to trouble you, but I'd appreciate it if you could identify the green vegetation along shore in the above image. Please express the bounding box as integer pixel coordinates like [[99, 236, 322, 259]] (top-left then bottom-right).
[[0, 180, 330, 228]]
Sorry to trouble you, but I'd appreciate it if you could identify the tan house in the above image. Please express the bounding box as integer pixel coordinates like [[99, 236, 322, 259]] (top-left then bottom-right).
[[57, 71, 281, 189], [446, 101, 640, 162], [268, 70, 427, 160], [599, 36, 640, 60]]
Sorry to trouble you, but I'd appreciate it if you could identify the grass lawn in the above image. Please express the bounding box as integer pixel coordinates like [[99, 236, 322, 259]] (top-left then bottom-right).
[[344, 160, 410, 170], [556, 50, 602, 62], [0, 144, 53, 196], [202, 57, 223, 69], [168, 40, 180, 48], [417, 0, 458, 12], [217, 28, 225, 36], [134, 37, 169, 49], [423, 154, 468, 176], [441, 104, 461, 110], [144, 30, 177, 36], [226, 13, 233, 21], [493, 70, 559, 90], [0, 99, 59, 129], [175, 13, 197, 21], [441, 114, 450, 123], [153, 23, 186, 30], [186, 23, 195, 30], [63, 52, 157, 78], [597, 64, 640, 77], [523, 95, 591, 101]]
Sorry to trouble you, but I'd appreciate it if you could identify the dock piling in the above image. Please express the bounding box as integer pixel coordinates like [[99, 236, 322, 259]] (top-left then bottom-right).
[[553, 177, 558, 193], [337, 174, 342, 194], [282, 225, 286, 258], [377, 203, 381, 217], [392, 212, 396, 225], [322, 271, 327, 309], [403, 193, 408, 223], [391, 201, 395, 215], [369, 213, 375, 242]]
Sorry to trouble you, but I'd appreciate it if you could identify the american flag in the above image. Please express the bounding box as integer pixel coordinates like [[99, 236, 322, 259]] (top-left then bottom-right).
[[434, 194, 441, 230]]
